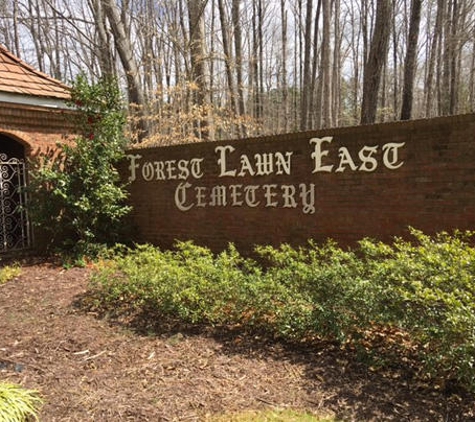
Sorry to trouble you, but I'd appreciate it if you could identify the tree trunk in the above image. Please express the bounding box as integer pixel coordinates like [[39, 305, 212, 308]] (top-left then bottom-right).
[[232, 0, 247, 136], [280, 0, 289, 132], [321, 0, 331, 128], [449, 0, 459, 115], [331, 0, 341, 127], [12, 0, 20, 57], [251, 0, 263, 121], [440, 0, 451, 115], [470, 26, 475, 111], [101, 0, 148, 141], [300, 0, 313, 130], [360, 0, 392, 124], [400, 0, 422, 120], [392, 0, 398, 119], [187, 0, 212, 140], [217, 0, 237, 117], [310, 0, 322, 128], [90, 0, 115, 76], [425, 0, 445, 117]]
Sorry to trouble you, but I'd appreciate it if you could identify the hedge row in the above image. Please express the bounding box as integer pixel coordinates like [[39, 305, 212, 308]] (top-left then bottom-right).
[[89, 229, 475, 392]]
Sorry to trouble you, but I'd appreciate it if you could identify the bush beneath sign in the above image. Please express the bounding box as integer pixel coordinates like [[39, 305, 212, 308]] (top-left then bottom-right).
[[88, 229, 475, 393]]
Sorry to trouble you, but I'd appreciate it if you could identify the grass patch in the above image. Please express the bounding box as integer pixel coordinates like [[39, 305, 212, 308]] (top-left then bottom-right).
[[206, 409, 336, 421], [0, 381, 43, 422]]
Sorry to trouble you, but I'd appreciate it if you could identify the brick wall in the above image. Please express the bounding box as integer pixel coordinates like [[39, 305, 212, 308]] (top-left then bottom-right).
[[0, 101, 77, 252], [0, 102, 76, 154], [122, 113, 475, 252]]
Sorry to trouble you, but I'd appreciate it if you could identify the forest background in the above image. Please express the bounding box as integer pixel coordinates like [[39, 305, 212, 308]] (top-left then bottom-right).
[[1, 0, 474, 145]]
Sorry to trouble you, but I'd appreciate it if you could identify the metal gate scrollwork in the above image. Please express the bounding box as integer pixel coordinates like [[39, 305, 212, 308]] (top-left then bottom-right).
[[0, 153, 31, 252]]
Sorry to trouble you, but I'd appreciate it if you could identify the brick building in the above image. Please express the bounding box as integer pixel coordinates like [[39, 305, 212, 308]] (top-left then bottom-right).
[[0, 45, 73, 252]]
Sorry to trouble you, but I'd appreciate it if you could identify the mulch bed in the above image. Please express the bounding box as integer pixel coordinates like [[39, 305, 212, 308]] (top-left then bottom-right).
[[1, 258, 474, 421]]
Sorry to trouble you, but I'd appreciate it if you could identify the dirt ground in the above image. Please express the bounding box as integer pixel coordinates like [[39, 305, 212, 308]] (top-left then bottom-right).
[[1, 259, 474, 421]]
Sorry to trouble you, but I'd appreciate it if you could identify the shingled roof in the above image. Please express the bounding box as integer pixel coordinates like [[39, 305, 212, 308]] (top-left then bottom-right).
[[0, 44, 70, 107]]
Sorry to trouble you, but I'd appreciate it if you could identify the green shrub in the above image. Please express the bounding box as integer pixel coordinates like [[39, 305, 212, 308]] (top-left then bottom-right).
[[88, 230, 475, 393], [28, 74, 131, 259], [90, 242, 260, 325], [0, 382, 43, 422], [363, 229, 475, 390], [255, 241, 378, 342]]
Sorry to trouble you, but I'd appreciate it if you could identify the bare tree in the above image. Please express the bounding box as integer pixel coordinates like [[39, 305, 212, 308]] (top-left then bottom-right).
[[101, 0, 148, 141], [321, 0, 331, 128], [331, 0, 344, 127], [251, 0, 264, 122], [231, 0, 247, 136], [425, 0, 445, 117], [361, 0, 392, 124], [400, 0, 422, 120], [300, 0, 314, 130], [89, 0, 114, 76], [1, 0, 475, 142], [187, 0, 212, 140], [279, 0, 290, 132], [217, 0, 238, 119], [470, 21, 475, 112]]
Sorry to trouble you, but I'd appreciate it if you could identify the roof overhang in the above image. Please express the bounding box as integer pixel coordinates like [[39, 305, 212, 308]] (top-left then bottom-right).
[[0, 91, 71, 109]]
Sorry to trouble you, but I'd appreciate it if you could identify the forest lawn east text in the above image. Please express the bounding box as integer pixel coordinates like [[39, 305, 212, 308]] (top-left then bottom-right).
[[127, 137, 405, 214]]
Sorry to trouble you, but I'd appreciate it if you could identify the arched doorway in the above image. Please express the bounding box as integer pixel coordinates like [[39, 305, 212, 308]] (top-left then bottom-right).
[[0, 134, 31, 252]]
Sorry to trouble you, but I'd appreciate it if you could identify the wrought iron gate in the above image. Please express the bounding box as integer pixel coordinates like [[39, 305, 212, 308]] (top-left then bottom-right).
[[0, 153, 31, 252]]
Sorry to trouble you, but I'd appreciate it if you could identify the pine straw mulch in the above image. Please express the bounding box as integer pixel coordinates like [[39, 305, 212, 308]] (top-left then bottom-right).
[[0, 258, 474, 421]]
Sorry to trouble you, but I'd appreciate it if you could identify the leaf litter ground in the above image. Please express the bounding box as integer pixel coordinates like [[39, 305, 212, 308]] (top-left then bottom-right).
[[0, 259, 474, 421]]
